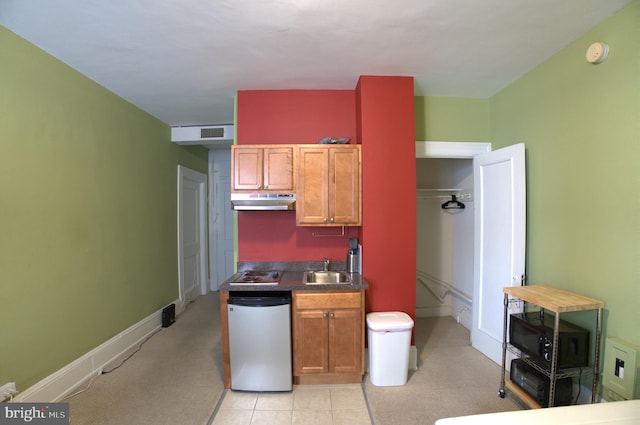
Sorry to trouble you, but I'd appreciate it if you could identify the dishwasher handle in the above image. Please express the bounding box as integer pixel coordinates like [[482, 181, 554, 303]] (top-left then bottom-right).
[[228, 295, 291, 308]]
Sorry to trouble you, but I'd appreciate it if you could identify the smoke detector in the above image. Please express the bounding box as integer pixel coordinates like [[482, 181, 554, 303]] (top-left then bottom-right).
[[586, 42, 609, 64]]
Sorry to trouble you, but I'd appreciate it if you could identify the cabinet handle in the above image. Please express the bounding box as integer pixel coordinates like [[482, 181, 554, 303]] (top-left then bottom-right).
[[264, 184, 269, 189], [257, 184, 261, 189], [330, 217, 335, 223], [323, 217, 328, 223], [330, 312, 335, 318], [323, 312, 328, 318]]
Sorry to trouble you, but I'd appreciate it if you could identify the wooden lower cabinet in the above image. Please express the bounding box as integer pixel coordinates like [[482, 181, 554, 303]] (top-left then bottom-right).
[[292, 290, 364, 384]]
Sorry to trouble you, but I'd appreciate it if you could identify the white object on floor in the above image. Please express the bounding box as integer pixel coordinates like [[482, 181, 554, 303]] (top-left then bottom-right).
[[366, 312, 414, 386], [434, 399, 640, 425]]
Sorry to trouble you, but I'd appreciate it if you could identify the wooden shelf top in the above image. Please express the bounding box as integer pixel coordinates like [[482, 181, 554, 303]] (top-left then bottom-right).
[[503, 285, 604, 313], [505, 379, 542, 409]]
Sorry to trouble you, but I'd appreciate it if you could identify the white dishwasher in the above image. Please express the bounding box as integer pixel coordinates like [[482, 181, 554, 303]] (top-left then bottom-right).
[[227, 291, 292, 391]]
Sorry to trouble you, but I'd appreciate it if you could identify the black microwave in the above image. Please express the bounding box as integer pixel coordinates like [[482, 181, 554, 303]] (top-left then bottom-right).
[[509, 312, 589, 368]]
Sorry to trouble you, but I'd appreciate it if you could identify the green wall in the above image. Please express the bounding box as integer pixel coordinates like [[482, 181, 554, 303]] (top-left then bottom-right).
[[490, 2, 639, 345], [0, 27, 208, 391], [415, 96, 490, 141], [416, 3, 638, 347]]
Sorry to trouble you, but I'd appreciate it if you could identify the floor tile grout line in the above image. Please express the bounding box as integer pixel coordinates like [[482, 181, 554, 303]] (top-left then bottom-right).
[[209, 384, 373, 424]]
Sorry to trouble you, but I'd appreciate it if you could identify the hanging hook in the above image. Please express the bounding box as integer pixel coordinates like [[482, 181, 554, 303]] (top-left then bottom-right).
[[441, 195, 465, 210]]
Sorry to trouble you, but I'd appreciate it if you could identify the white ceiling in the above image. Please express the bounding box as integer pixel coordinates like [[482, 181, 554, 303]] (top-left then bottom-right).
[[0, 0, 630, 127]]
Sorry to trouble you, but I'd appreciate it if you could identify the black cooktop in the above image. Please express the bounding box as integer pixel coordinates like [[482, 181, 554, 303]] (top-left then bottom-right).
[[232, 270, 281, 284]]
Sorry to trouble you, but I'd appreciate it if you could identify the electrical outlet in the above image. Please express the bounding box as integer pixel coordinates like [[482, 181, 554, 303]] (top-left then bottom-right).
[[615, 358, 625, 378], [0, 382, 17, 400], [603, 337, 640, 401]]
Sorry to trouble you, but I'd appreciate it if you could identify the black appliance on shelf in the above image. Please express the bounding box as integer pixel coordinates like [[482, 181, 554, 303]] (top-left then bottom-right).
[[510, 359, 573, 407], [509, 311, 590, 368]]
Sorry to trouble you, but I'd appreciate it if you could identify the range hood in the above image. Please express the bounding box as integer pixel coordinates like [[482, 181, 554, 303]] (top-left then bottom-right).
[[231, 193, 296, 211]]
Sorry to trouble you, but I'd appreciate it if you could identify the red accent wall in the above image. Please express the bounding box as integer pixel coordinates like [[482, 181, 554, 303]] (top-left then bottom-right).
[[236, 83, 418, 336], [236, 90, 359, 261], [356, 76, 416, 323], [237, 90, 357, 145]]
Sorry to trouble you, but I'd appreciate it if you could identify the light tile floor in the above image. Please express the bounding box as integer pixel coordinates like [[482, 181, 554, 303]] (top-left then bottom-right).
[[211, 384, 372, 425]]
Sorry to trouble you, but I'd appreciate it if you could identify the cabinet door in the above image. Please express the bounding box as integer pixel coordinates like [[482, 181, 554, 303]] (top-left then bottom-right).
[[263, 147, 295, 191], [232, 145, 295, 192], [329, 308, 363, 374], [293, 291, 364, 378], [329, 146, 361, 225], [297, 145, 361, 226], [293, 310, 329, 375], [296, 147, 329, 225], [232, 147, 263, 191]]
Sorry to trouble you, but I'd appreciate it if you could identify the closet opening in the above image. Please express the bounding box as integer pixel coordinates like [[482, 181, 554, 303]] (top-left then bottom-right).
[[416, 157, 474, 329]]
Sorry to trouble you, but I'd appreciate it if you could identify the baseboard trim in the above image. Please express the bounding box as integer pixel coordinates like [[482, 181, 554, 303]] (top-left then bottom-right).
[[409, 345, 418, 370], [450, 297, 473, 331], [13, 299, 179, 402], [416, 306, 450, 318]]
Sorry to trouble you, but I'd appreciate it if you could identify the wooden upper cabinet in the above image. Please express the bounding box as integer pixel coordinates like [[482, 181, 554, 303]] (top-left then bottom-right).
[[296, 145, 361, 226], [231, 145, 295, 192]]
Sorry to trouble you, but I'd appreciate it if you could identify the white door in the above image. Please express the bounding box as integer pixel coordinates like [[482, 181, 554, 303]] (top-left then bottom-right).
[[214, 176, 234, 287], [209, 148, 235, 290], [177, 165, 208, 312], [471, 143, 526, 365]]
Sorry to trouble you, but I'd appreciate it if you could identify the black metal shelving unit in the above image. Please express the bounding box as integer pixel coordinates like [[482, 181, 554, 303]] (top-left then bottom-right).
[[499, 285, 604, 408]]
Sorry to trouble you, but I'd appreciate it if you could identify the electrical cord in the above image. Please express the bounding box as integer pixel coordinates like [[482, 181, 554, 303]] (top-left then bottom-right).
[[574, 367, 583, 404], [101, 328, 162, 374], [62, 327, 162, 400], [1, 391, 18, 402], [62, 372, 100, 401]]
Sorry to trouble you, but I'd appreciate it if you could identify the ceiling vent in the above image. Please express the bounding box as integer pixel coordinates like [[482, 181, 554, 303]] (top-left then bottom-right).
[[171, 125, 234, 148]]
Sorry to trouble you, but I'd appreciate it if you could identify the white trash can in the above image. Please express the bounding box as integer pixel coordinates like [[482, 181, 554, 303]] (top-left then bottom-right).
[[366, 311, 414, 386]]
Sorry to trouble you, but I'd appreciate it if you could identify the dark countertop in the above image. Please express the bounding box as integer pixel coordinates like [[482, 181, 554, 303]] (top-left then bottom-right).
[[219, 261, 368, 292]]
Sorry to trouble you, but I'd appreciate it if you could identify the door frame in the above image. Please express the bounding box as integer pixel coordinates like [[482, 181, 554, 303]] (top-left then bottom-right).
[[416, 141, 491, 159], [415, 142, 492, 328], [414, 141, 493, 368], [177, 165, 208, 313]]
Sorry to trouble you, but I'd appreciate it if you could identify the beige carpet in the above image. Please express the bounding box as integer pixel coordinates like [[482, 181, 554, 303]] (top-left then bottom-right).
[[67, 292, 224, 425], [67, 291, 520, 424], [364, 316, 521, 425]]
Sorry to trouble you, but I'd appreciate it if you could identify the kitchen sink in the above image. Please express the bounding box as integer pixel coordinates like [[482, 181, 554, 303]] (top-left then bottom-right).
[[303, 270, 351, 284]]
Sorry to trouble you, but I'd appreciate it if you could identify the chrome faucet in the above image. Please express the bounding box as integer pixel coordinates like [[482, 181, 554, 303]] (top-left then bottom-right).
[[323, 256, 330, 272]]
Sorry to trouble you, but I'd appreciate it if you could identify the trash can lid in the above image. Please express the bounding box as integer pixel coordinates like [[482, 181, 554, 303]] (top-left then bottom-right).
[[366, 311, 414, 331]]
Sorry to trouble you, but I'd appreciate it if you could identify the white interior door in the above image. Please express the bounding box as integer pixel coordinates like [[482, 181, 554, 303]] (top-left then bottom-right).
[[471, 143, 526, 365], [178, 165, 208, 312], [209, 148, 235, 290], [214, 177, 234, 287]]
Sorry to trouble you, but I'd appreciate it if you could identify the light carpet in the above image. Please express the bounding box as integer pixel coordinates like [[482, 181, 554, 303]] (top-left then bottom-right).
[[364, 315, 521, 424], [67, 292, 223, 425], [67, 291, 521, 424]]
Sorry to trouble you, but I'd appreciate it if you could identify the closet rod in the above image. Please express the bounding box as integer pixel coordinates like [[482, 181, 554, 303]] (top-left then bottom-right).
[[418, 195, 459, 199], [416, 188, 461, 193], [416, 188, 461, 199]]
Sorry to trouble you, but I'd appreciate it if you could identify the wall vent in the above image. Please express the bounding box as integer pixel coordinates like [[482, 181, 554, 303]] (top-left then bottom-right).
[[201, 127, 225, 138], [171, 125, 234, 147]]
